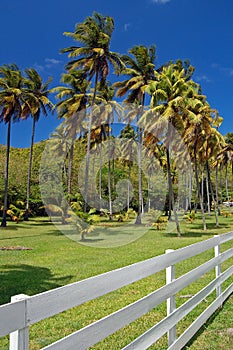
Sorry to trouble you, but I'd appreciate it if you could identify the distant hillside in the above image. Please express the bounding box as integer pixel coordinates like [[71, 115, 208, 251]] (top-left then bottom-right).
[[0, 141, 46, 206]]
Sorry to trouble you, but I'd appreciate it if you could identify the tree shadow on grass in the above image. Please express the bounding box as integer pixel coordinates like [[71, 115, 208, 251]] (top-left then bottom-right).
[[0, 230, 64, 241], [164, 221, 231, 238], [0, 264, 73, 305]]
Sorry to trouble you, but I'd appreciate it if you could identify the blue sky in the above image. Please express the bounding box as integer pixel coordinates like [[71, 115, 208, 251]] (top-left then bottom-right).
[[0, 0, 232, 148]]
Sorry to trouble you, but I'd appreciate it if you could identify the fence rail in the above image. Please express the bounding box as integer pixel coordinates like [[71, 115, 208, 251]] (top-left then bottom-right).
[[0, 231, 232, 350]]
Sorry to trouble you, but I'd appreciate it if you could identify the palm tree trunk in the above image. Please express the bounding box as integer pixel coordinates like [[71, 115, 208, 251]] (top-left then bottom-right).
[[225, 165, 230, 203], [1, 119, 11, 227], [205, 165, 211, 215], [206, 161, 219, 227], [127, 160, 132, 211], [201, 170, 204, 208], [148, 175, 151, 212], [99, 142, 103, 209], [135, 98, 145, 225], [67, 140, 74, 205], [135, 128, 143, 224], [220, 165, 223, 203], [24, 118, 36, 220], [215, 166, 220, 215], [107, 123, 113, 220], [166, 148, 181, 237], [194, 144, 206, 230], [84, 69, 99, 212]]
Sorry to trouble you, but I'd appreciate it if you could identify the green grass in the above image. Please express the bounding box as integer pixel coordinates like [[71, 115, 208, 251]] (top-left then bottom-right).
[[0, 213, 233, 349]]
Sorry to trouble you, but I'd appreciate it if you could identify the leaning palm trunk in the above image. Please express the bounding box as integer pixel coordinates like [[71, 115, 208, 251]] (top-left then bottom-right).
[[25, 118, 36, 220], [1, 119, 11, 227]]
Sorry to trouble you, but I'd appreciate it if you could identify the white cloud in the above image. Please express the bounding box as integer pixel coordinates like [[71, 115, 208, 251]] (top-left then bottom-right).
[[45, 58, 60, 65], [195, 75, 211, 83], [33, 58, 61, 71], [124, 23, 130, 31], [152, 0, 171, 4], [211, 63, 233, 77]]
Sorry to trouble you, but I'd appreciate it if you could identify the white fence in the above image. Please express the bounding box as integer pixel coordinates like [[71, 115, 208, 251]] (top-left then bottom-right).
[[0, 232, 233, 350]]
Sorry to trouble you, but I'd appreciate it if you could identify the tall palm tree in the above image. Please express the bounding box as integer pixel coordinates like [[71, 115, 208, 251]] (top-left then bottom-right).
[[119, 125, 136, 211], [144, 63, 192, 236], [61, 12, 123, 212], [92, 82, 123, 218], [0, 64, 29, 227], [114, 44, 156, 223], [53, 70, 89, 204], [183, 97, 214, 231], [23, 68, 53, 220]]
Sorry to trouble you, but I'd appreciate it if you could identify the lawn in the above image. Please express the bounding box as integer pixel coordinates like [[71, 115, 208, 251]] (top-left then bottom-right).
[[0, 212, 233, 349]]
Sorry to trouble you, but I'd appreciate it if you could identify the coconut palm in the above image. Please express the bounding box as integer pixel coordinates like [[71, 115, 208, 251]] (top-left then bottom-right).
[[119, 125, 137, 211], [114, 44, 156, 223], [0, 64, 29, 227], [62, 12, 124, 212], [23, 68, 53, 220], [144, 63, 193, 236], [92, 82, 123, 218], [183, 96, 215, 230], [53, 70, 90, 204]]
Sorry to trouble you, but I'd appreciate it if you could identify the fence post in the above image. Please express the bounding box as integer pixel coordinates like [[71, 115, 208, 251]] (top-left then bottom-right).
[[214, 235, 222, 299], [166, 249, 176, 346], [9, 294, 29, 350]]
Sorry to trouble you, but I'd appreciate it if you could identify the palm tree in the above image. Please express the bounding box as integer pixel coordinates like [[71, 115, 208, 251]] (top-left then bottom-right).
[[92, 82, 123, 219], [0, 64, 29, 227], [144, 63, 193, 236], [23, 68, 53, 220], [115, 44, 156, 223], [119, 125, 136, 211], [53, 70, 89, 204], [61, 12, 124, 211], [183, 97, 215, 231]]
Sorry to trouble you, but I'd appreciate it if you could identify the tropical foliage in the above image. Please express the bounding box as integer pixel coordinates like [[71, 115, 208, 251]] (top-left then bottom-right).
[[0, 12, 232, 238]]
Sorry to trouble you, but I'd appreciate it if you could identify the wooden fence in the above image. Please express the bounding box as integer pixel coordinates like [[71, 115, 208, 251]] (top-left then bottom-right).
[[0, 232, 233, 350]]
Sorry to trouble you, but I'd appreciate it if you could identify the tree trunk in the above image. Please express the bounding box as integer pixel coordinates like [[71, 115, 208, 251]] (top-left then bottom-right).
[[84, 69, 99, 212], [107, 124, 113, 221], [225, 165, 230, 203], [99, 142, 103, 209], [166, 148, 181, 237], [135, 99, 145, 225], [194, 144, 206, 230], [215, 166, 220, 215], [25, 118, 36, 220], [205, 165, 211, 215], [67, 140, 74, 206], [148, 175, 151, 212], [1, 119, 11, 227], [206, 161, 219, 227], [127, 160, 132, 211]]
